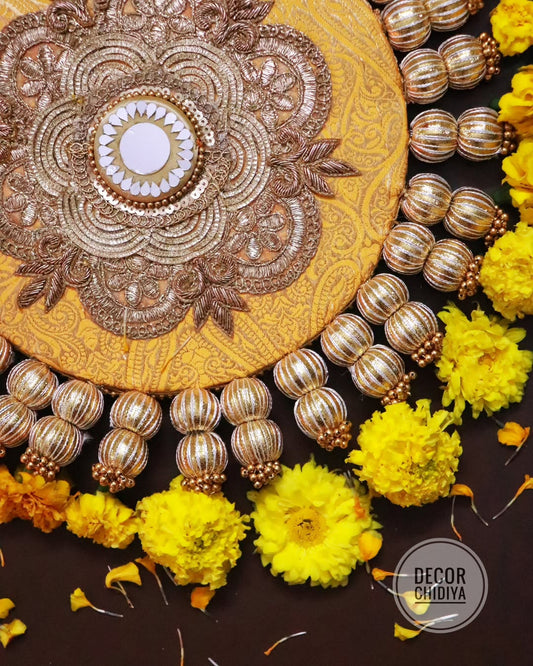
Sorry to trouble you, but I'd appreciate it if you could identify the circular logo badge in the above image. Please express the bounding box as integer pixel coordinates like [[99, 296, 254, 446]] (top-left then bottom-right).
[[393, 538, 488, 633]]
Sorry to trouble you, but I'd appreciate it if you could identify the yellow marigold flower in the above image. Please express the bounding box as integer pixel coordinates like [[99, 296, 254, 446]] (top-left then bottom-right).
[[0, 618, 27, 648], [520, 203, 533, 225], [498, 66, 533, 137], [347, 400, 461, 507], [248, 460, 382, 588], [136, 477, 248, 590], [0, 599, 14, 620], [480, 221, 533, 320], [436, 304, 533, 420], [491, 0, 533, 57], [0, 466, 18, 524], [1, 469, 70, 533], [65, 491, 138, 549], [502, 138, 533, 212]]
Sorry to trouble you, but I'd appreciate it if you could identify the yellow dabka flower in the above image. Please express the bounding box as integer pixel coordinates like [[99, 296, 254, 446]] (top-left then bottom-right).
[[502, 138, 533, 213], [248, 460, 382, 588], [0, 467, 70, 533], [498, 66, 533, 137], [480, 221, 533, 320], [347, 400, 461, 507], [490, 0, 533, 57], [436, 304, 533, 420], [65, 491, 138, 549], [136, 477, 248, 589]]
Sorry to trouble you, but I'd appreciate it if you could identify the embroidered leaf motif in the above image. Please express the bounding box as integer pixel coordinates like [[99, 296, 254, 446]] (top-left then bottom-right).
[[44, 269, 66, 311], [17, 277, 47, 308]]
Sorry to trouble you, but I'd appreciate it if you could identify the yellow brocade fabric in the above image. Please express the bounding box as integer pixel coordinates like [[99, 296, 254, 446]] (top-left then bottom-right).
[[0, 0, 407, 393]]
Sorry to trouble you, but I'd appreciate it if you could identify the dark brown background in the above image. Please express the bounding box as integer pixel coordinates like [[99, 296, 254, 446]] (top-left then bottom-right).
[[2, 2, 532, 664]]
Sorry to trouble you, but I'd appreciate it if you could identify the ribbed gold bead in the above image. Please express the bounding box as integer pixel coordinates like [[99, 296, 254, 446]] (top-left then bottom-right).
[[52, 380, 104, 430], [110, 390, 162, 439], [401, 49, 448, 104], [28, 415, 83, 466], [273, 349, 328, 399], [320, 314, 374, 367], [444, 187, 496, 239], [98, 428, 148, 478], [356, 274, 409, 324], [383, 223, 435, 274], [7, 360, 58, 410], [384, 302, 439, 354], [410, 109, 458, 162], [457, 107, 503, 161], [231, 420, 283, 466], [424, 0, 469, 30], [294, 387, 347, 439], [0, 337, 13, 374], [423, 239, 473, 291], [170, 388, 221, 433], [381, 0, 431, 52], [220, 378, 272, 425], [176, 431, 228, 477], [351, 345, 406, 398], [439, 35, 486, 89], [401, 173, 452, 225], [0, 395, 36, 448]]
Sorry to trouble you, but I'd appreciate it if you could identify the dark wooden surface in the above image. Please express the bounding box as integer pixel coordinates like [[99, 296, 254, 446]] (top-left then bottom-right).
[[2, 2, 533, 664]]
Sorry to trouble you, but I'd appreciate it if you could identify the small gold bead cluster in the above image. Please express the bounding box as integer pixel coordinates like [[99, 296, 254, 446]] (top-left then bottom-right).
[[382, 372, 416, 406], [241, 461, 282, 489], [92, 463, 136, 493], [500, 122, 518, 157], [411, 332, 444, 367], [316, 420, 353, 451], [20, 450, 60, 482], [458, 255, 483, 300], [467, 0, 484, 14], [484, 207, 509, 247], [478, 32, 501, 81], [181, 472, 226, 495]]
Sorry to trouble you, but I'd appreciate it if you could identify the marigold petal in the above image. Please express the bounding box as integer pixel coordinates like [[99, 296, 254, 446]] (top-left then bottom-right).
[[190, 586, 216, 611], [402, 590, 430, 616], [358, 530, 382, 562], [394, 623, 422, 641], [105, 562, 142, 588], [371, 568, 395, 581], [497, 422, 530, 447], [0, 619, 26, 648], [0, 599, 14, 620], [70, 588, 93, 612]]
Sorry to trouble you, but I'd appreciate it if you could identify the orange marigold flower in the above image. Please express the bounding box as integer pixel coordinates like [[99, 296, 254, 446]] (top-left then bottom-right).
[[11, 470, 71, 533]]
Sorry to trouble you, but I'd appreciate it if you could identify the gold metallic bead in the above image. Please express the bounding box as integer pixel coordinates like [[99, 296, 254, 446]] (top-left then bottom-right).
[[384, 302, 439, 354], [0, 395, 36, 449], [110, 390, 162, 439], [220, 378, 272, 425], [401, 49, 448, 104], [424, 0, 469, 31], [0, 337, 13, 375], [176, 431, 228, 478], [294, 387, 347, 440], [456, 107, 503, 161], [320, 313, 374, 367], [381, 0, 431, 52], [273, 349, 328, 399], [231, 419, 283, 466], [438, 35, 486, 90], [401, 173, 452, 225], [6, 360, 58, 410], [410, 109, 458, 162], [98, 428, 148, 478], [351, 344, 406, 398], [170, 388, 221, 434], [443, 187, 496, 239], [356, 273, 409, 324], [28, 415, 83, 467], [51, 380, 104, 430], [423, 239, 473, 291], [382, 223, 435, 274]]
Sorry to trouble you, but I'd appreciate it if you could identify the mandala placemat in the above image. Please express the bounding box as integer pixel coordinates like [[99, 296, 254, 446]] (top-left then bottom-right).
[[0, 0, 407, 394]]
